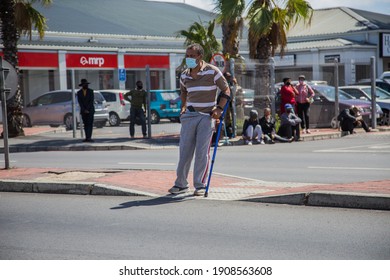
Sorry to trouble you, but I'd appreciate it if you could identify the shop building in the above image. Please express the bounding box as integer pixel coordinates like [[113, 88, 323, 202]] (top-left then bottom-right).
[[1, 0, 389, 105]]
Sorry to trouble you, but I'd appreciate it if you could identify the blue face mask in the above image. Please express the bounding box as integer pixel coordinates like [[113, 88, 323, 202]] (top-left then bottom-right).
[[185, 57, 198, 69]]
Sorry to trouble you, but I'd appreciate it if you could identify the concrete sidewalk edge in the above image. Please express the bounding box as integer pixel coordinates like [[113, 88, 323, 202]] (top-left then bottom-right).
[[242, 191, 390, 211], [1, 180, 389, 211]]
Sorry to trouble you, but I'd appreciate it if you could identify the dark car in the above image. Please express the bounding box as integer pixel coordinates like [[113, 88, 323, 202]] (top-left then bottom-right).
[[275, 85, 382, 128], [340, 85, 390, 125], [235, 87, 255, 116], [150, 89, 181, 124]]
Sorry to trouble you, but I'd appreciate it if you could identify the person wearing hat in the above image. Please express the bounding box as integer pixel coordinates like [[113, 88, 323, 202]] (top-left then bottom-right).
[[280, 77, 298, 114], [278, 103, 301, 141], [77, 79, 95, 142], [242, 109, 264, 145], [295, 75, 315, 134]]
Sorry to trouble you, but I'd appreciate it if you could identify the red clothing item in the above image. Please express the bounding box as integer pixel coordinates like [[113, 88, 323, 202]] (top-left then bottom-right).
[[280, 85, 297, 113]]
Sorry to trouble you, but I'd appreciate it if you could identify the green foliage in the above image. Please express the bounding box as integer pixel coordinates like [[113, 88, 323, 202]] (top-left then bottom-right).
[[247, 0, 313, 59], [176, 18, 221, 62]]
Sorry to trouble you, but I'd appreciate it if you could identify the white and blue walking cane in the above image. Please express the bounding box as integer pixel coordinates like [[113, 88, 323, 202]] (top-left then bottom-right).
[[204, 99, 230, 197]]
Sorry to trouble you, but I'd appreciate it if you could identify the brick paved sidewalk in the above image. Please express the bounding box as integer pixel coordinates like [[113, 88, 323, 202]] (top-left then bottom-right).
[[1, 167, 389, 201]]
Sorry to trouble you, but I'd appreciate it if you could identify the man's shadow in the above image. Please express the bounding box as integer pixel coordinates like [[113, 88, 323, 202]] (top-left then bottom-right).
[[110, 194, 194, 210]]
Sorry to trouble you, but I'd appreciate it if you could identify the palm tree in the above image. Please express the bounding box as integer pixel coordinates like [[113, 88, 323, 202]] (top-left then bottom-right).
[[0, 0, 51, 137], [246, 0, 313, 110], [213, 0, 246, 71], [176, 18, 221, 63]]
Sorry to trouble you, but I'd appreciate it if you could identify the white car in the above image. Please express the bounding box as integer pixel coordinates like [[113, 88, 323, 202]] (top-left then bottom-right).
[[99, 89, 130, 126]]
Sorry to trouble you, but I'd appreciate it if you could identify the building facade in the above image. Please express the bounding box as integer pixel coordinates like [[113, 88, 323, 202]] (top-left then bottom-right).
[[1, 1, 389, 105]]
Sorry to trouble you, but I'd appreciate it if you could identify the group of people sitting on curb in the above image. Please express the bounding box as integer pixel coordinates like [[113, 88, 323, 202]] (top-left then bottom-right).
[[242, 104, 300, 145], [241, 103, 371, 145]]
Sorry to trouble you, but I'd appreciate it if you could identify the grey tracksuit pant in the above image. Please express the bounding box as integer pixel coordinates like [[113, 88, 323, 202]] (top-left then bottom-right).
[[174, 111, 214, 190]]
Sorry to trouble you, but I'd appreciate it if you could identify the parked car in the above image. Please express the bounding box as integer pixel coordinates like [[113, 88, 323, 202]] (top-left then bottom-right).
[[99, 89, 130, 126], [379, 71, 390, 81], [149, 89, 181, 124], [340, 85, 390, 125], [235, 87, 254, 116], [275, 85, 383, 128], [22, 90, 109, 129], [355, 79, 390, 93]]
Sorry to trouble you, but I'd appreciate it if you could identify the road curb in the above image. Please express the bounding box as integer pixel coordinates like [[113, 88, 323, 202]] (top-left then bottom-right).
[[1, 180, 389, 211], [242, 191, 390, 210], [307, 191, 390, 211], [0, 180, 155, 197]]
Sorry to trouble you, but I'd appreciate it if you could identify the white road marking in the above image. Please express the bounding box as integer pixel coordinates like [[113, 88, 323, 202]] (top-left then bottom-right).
[[117, 162, 175, 166], [314, 143, 390, 153], [308, 166, 390, 171]]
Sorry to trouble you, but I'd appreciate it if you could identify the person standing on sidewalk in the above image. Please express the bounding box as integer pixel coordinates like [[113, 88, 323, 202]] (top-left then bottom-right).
[[280, 77, 298, 114], [169, 43, 230, 196], [295, 75, 315, 134], [124, 81, 147, 139], [77, 79, 95, 142]]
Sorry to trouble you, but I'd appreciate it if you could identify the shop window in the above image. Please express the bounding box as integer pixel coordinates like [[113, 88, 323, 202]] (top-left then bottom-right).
[[99, 70, 114, 89], [356, 65, 370, 82]]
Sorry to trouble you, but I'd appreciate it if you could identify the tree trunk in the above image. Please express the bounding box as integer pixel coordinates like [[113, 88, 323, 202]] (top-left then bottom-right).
[[253, 37, 272, 112], [222, 21, 240, 74], [0, 0, 25, 137]]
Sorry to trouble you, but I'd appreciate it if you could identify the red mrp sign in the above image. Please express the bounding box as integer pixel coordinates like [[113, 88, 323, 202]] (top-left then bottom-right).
[[66, 53, 117, 68]]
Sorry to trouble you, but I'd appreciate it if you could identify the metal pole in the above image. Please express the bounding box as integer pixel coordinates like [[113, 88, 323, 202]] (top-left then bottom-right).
[[71, 70, 77, 138], [229, 58, 237, 138], [269, 57, 276, 117], [370, 56, 377, 129], [145, 65, 152, 138], [0, 57, 10, 169], [334, 58, 339, 129]]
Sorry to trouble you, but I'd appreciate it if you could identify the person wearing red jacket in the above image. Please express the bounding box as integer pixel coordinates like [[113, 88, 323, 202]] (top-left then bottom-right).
[[280, 77, 298, 114]]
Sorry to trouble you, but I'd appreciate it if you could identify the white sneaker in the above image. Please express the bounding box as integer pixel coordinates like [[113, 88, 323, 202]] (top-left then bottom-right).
[[245, 140, 252, 145], [193, 188, 206, 196], [168, 186, 189, 194], [260, 140, 265, 145]]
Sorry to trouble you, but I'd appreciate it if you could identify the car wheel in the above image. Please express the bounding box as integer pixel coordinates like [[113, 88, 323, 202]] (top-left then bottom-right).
[[330, 116, 338, 129], [64, 113, 74, 130], [22, 114, 32, 127], [169, 117, 180, 123], [95, 121, 106, 128], [49, 124, 60, 128], [379, 110, 389, 126], [150, 110, 160, 124], [109, 112, 120, 126]]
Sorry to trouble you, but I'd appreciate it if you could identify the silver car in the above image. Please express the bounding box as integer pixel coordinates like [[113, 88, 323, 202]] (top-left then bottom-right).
[[22, 90, 109, 130]]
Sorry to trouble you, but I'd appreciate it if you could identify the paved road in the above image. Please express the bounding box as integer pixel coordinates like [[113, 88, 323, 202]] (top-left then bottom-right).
[[1, 192, 389, 260], [4, 132, 390, 184]]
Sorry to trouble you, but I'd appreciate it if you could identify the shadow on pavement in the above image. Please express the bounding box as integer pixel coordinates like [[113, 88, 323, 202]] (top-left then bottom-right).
[[110, 194, 192, 210]]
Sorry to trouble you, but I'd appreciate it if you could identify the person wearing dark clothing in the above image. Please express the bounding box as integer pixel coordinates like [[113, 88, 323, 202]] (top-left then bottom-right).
[[259, 108, 293, 143], [337, 106, 371, 135], [77, 79, 95, 142], [278, 103, 302, 141], [223, 72, 237, 138], [124, 81, 147, 138], [242, 110, 264, 145]]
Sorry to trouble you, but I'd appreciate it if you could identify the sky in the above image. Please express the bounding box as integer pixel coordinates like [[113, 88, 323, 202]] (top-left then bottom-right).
[[153, 0, 390, 15]]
